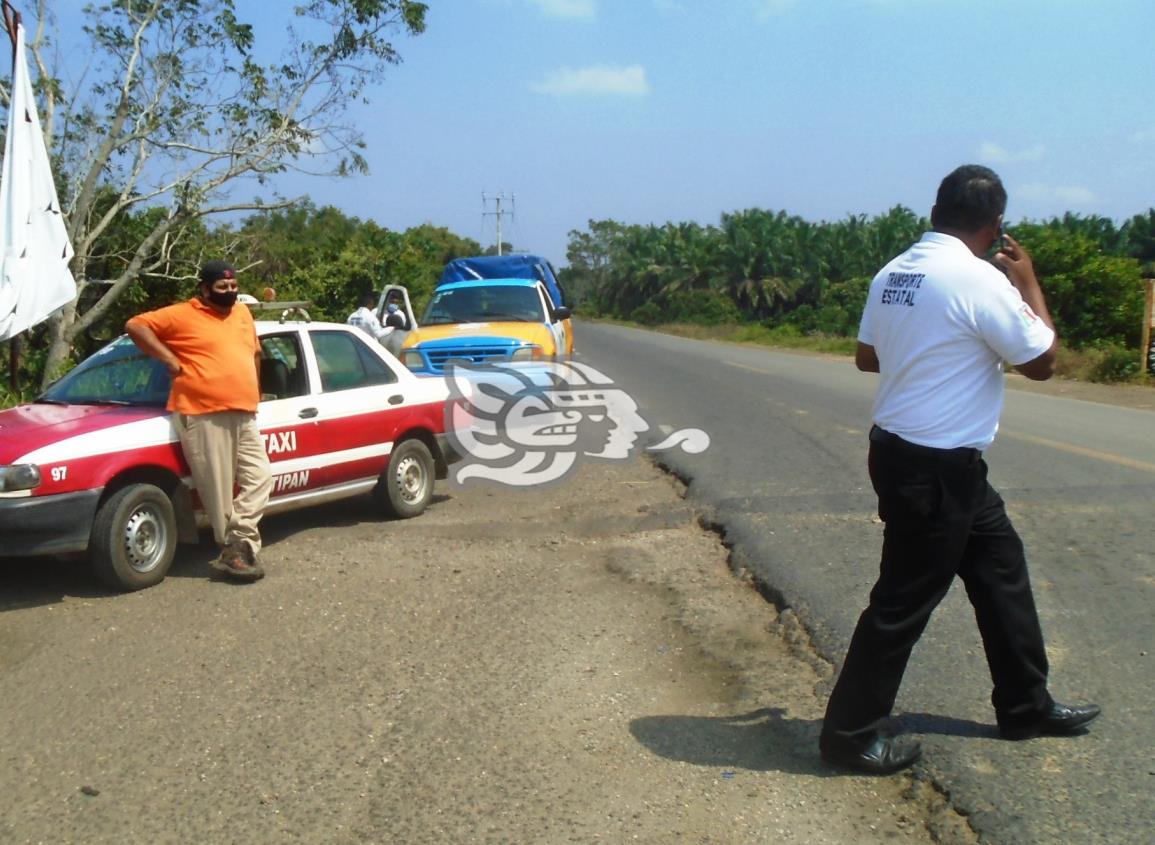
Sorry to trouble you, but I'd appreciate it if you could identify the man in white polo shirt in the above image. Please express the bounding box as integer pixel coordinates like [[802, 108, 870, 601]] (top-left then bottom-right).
[[819, 165, 1100, 774]]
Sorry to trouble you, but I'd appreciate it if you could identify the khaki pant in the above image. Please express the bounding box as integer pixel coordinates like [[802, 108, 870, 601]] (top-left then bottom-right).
[[174, 411, 273, 558]]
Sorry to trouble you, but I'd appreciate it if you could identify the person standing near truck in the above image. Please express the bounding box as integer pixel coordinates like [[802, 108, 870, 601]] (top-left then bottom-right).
[[126, 260, 272, 582]]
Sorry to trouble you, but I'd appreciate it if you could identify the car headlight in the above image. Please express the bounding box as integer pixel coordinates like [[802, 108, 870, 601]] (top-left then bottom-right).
[[0, 464, 42, 493], [401, 350, 425, 370], [510, 345, 544, 362]]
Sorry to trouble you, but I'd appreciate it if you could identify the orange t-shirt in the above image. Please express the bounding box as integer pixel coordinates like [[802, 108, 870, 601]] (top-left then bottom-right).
[[128, 298, 260, 414]]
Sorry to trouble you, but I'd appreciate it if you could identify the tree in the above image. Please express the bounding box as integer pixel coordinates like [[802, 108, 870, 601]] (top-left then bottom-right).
[[231, 208, 478, 321], [16, 0, 427, 386], [1120, 209, 1155, 275], [1013, 223, 1146, 347]]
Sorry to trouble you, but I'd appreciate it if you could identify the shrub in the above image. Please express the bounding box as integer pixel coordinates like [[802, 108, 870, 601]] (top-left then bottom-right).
[[1055, 343, 1147, 383], [1088, 344, 1143, 383], [629, 301, 664, 326]]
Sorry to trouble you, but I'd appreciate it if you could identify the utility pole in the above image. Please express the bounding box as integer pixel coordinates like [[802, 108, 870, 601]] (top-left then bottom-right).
[[482, 191, 514, 256], [1143, 278, 1154, 375]]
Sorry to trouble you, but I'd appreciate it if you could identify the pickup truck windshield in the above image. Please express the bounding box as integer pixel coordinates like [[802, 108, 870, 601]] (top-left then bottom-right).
[[421, 286, 544, 326]]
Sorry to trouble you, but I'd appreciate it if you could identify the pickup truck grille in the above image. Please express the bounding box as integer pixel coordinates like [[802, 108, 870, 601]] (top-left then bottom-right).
[[424, 345, 512, 371]]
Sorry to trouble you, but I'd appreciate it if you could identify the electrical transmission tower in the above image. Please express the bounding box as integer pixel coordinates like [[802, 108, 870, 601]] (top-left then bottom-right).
[[482, 191, 515, 255]]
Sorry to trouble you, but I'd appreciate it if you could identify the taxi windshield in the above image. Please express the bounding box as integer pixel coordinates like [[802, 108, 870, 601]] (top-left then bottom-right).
[[39, 336, 171, 407]]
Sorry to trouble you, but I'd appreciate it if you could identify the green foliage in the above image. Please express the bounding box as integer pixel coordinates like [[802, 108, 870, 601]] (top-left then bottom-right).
[[7, 194, 482, 388], [566, 207, 1152, 384], [1088, 344, 1144, 383], [232, 205, 480, 321], [629, 290, 740, 326], [1120, 209, 1155, 275], [1010, 224, 1146, 347], [629, 301, 664, 326], [786, 276, 871, 336], [565, 207, 927, 329]]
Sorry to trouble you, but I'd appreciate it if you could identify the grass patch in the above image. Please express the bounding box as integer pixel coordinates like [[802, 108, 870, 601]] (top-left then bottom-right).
[[614, 320, 858, 356], [597, 318, 1153, 387], [1054, 344, 1153, 385]]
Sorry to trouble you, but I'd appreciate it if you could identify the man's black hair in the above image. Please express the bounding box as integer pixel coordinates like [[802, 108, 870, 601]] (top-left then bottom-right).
[[359, 291, 378, 309], [931, 165, 1007, 232]]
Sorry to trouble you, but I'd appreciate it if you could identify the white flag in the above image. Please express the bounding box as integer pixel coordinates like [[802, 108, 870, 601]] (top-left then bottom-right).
[[0, 22, 76, 341]]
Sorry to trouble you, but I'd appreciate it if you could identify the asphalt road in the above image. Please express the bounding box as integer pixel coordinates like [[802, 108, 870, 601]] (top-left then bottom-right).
[[575, 321, 1155, 845]]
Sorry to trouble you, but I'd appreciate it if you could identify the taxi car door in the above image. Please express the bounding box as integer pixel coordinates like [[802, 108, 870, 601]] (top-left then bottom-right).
[[256, 330, 324, 501], [304, 328, 407, 492]]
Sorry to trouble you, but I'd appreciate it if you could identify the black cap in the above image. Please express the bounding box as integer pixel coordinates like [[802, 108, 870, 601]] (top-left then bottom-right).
[[199, 260, 236, 286]]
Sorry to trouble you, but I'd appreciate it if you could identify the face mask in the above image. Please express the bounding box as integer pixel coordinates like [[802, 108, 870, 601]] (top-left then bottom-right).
[[207, 289, 238, 308]]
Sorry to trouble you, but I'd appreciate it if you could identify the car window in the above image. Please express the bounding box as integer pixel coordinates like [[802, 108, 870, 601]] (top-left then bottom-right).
[[312, 330, 398, 392], [259, 333, 308, 400], [39, 335, 171, 407]]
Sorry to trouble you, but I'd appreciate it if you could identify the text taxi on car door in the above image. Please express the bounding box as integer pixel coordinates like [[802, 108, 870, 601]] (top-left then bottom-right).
[[384, 254, 574, 375], [0, 301, 462, 591]]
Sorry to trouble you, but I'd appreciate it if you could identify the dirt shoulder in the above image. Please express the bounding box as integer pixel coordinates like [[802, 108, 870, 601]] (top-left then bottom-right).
[[1002, 371, 1155, 410], [0, 458, 975, 845]]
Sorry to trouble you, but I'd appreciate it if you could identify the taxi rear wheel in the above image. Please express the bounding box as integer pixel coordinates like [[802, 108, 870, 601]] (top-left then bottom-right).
[[90, 483, 177, 591], [376, 438, 434, 519]]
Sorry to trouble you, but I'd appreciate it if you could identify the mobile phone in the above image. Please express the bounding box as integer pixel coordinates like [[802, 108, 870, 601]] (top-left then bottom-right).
[[989, 222, 1006, 258]]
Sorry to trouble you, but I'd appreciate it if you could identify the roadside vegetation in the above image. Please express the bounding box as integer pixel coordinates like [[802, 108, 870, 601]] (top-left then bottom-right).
[[561, 210, 1155, 386]]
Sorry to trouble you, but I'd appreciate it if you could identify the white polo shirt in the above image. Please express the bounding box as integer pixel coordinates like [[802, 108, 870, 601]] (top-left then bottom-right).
[[858, 232, 1054, 450]]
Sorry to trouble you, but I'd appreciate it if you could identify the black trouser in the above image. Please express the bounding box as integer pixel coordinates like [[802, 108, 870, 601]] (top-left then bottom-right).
[[822, 426, 1052, 741]]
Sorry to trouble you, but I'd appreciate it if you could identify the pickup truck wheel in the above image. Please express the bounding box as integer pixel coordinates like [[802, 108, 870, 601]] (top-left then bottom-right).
[[377, 439, 434, 519], [90, 483, 177, 591]]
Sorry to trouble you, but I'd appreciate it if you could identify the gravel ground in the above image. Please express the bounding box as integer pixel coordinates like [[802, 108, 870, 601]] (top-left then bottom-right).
[[0, 457, 978, 844]]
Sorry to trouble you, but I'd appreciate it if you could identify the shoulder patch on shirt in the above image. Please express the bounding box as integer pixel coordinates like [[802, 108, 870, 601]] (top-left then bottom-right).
[[1018, 303, 1040, 327]]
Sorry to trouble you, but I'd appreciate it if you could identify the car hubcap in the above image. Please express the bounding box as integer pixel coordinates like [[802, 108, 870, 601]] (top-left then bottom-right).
[[123, 506, 167, 573], [395, 455, 427, 504]]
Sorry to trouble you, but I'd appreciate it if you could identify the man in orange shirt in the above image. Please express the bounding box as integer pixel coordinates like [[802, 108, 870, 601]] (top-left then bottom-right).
[[126, 260, 273, 582]]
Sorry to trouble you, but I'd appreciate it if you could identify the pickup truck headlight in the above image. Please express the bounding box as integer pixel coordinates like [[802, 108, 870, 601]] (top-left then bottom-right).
[[510, 345, 544, 362], [0, 464, 42, 493], [401, 350, 425, 370]]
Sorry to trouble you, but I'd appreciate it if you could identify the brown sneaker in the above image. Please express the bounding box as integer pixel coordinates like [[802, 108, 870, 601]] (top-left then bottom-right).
[[211, 542, 264, 582]]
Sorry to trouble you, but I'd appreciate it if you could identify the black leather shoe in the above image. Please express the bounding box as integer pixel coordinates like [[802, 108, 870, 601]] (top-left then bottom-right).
[[999, 702, 1101, 741], [819, 733, 922, 775]]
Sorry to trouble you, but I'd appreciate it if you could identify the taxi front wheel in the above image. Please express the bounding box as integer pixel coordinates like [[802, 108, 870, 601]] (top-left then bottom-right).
[[90, 483, 177, 591], [376, 438, 434, 519]]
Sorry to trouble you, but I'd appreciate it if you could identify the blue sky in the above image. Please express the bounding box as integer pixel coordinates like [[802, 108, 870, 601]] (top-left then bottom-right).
[[62, 1, 1155, 265]]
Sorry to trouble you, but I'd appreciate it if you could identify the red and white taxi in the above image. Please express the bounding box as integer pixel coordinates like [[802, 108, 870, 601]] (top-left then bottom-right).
[[0, 313, 460, 591]]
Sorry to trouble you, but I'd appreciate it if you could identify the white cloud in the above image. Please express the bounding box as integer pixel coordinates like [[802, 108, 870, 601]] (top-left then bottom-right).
[[531, 64, 650, 97], [527, 0, 597, 18], [978, 141, 1047, 165], [1019, 183, 1097, 206], [755, 0, 797, 18], [1052, 185, 1098, 205]]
